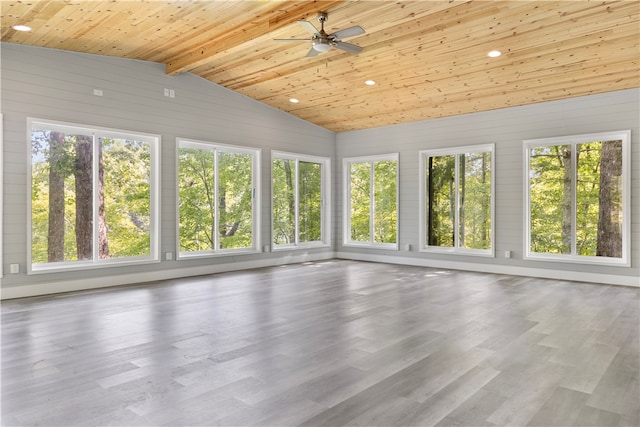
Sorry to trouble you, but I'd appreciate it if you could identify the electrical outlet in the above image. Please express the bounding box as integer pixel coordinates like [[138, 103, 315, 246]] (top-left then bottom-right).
[[504, 250, 511, 259], [10, 264, 19, 274], [165, 252, 173, 261], [93, 89, 103, 96]]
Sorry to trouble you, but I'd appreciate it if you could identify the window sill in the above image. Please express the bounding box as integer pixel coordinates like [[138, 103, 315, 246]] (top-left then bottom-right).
[[177, 248, 261, 260], [343, 242, 399, 250], [271, 243, 331, 252], [420, 247, 494, 257], [525, 253, 630, 267], [29, 256, 160, 275]]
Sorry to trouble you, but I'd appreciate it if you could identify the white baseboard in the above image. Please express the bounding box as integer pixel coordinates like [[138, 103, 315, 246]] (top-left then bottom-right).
[[3, 251, 637, 299], [0, 252, 336, 300], [336, 252, 640, 288]]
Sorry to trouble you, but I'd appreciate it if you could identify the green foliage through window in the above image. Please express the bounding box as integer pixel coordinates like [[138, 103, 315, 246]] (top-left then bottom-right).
[[349, 162, 371, 242], [272, 153, 328, 247], [345, 155, 397, 246], [527, 134, 625, 261], [422, 146, 493, 253], [30, 120, 156, 269], [178, 140, 256, 255]]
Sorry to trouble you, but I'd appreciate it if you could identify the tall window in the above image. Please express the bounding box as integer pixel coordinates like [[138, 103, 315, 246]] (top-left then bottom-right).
[[178, 139, 260, 257], [0, 114, 3, 278], [525, 131, 630, 265], [272, 151, 330, 248], [420, 145, 494, 255], [344, 154, 398, 248], [29, 119, 159, 272]]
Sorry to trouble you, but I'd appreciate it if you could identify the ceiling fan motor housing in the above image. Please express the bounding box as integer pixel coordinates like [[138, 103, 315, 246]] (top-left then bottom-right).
[[273, 11, 364, 56], [312, 12, 334, 51]]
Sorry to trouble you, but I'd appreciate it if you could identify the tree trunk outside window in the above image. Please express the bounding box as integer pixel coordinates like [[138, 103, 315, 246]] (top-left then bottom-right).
[[47, 132, 66, 262]]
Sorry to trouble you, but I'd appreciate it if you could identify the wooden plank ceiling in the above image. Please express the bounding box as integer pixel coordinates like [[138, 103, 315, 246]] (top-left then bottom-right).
[[2, 1, 639, 133]]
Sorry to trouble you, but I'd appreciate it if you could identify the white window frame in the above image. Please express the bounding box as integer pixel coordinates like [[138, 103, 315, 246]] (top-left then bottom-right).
[[271, 151, 331, 251], [343, 153, 399, 250], [0, 114, 3, 279], [176, 138, 261, 259], [524, 130, 630, 266], [27, 118, 160, 274], [419, 144, 495, 257]]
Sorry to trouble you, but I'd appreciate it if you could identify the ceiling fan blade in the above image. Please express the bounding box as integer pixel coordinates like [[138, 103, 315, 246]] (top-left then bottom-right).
[[306, 47, 320, 57], [333, 41, 363, 54], [330, 25, 365, 40], [298, 20, 320, 37], [273, 38, 312, 42]]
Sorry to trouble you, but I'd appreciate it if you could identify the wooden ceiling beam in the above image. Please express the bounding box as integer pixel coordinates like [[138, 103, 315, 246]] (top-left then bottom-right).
[[165, 0, 346, 75]]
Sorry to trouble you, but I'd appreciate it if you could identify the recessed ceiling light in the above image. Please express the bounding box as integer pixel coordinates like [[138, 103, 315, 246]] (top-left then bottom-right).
[[365, 80, 376, 86], [487, 50, 502, 58], [289, 98, 299, 104], [12, 25, 32, 32]]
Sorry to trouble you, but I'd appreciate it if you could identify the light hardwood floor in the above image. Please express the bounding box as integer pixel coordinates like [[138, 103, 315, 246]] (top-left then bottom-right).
[[2, 260, 639, 427]]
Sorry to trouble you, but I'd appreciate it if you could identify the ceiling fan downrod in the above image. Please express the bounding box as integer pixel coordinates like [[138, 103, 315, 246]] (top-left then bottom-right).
[[312, 12, 331, 52]]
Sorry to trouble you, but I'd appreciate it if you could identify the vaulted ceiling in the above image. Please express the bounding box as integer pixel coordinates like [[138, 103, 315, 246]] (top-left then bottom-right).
[[2, 1, 639, 132]]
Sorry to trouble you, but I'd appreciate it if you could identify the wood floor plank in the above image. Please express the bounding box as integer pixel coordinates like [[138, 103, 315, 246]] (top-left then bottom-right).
[[571, 405, 622, 427], [586, 351, 640, 418], [434, 388, 505, 427], [526, 386, 591, 426], [2, 260, 638, 427], [484, 362, 572, 426], [401, 365, 501, 426], [555, 342, 621, 394]]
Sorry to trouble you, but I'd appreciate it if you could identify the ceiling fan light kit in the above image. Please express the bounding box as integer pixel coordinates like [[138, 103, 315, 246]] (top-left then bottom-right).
[[312, 41, 331, 52], [274, 11, 365, 57]]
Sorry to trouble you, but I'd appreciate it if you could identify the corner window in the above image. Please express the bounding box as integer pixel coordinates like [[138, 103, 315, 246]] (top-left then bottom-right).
[[177, 139, 260, 257], [525, 131, 630, 265], [29, 119, 160, 273], [420, 145, 494, 256], [272, 151, 330, 249], [343, 154, 398, 249]]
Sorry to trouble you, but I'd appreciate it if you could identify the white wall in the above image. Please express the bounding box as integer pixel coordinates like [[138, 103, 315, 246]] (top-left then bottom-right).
[[2, 42, 638, 298], [0, 43, 336, 298], [336, 89, 640, 287]]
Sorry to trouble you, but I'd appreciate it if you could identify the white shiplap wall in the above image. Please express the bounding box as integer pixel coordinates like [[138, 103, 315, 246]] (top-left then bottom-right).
[[336, 88, 640, 287], [1, 42, 638, 297], [0, 43, 336, 298]]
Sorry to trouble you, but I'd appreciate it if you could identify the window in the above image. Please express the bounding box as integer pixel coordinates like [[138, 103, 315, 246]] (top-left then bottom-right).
[[177, 139, 260, 257], [29, 119, 159, 272], [343, 154, 398, 248], [420, 145, 494, 255], [525, 131, 630, 265], [272, 151, 330, 249], [0, 114, 3, 278]]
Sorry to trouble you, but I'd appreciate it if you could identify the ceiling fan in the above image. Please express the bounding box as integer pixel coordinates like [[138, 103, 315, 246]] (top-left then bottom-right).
[[274, 12, 365, 57]]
